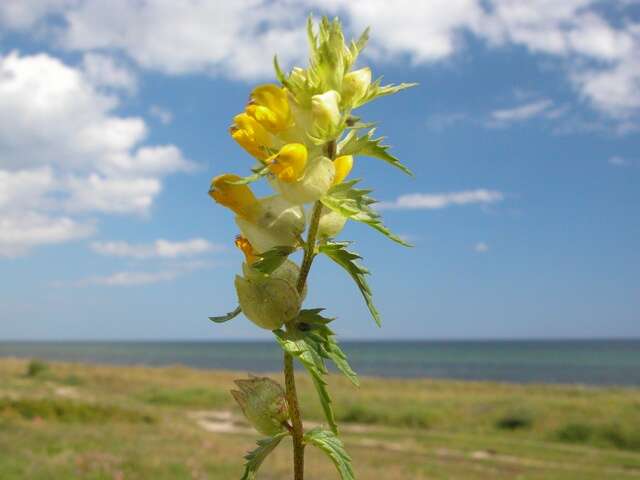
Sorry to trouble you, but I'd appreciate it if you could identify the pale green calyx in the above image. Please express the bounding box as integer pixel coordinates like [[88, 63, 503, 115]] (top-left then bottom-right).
[[235, 259, 302, 330], [342, 67, 371, 106], [231, 376, 289, 436], [271, 156, 335, 205], [312, 90, 341, 131]]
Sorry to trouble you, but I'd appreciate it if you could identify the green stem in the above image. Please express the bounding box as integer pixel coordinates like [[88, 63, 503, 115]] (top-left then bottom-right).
[[284, 139, 337, 480]]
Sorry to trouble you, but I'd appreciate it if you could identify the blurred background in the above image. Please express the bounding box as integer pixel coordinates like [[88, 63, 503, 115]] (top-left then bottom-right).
[[1, 1, 639, 479]]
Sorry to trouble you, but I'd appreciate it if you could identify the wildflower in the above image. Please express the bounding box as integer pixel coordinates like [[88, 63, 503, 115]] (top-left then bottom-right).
[[210, 176, 305, 252], [246, 84, 292, 133], [332, 155, 353, 185], [266, 143, 308, 182], [230, 113, 276, 161], [271, 155, 336, 205]]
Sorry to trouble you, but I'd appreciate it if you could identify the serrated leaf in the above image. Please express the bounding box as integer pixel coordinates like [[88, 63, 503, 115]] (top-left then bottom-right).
[[318, 241, 381, 327], [296, 311, 359, 386], [321, 180, 411, 247], [209, 306, 241, 324], [240, 432, 288, 480], [251, 246, 297, 275], [338, 129, 412, 176], [304, 428, 355, 480], [356, 78, 417, 108], [273, 329, 338, 434]]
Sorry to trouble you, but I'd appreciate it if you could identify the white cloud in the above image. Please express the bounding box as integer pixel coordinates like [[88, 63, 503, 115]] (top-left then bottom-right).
[[474, 242, 489, 253], [0, 1, 638, 121], [149, 105, 173, 125], [91, 238, 222, 259], [0, 51, 193, 256], [379, 189, 504, 210], [69, 259, 214, 287], [608, 156, 633, 167], [81, 53, 137, 92], [79, 270, 180, 287], [490, 99, 554, 123], [0, 213, 94, 258]]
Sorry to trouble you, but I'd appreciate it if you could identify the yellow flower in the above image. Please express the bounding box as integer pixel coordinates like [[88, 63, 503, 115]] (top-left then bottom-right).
[[332, 155, 353, 185], [246, 84, 292, 133], [235, 235, 257, 265], [230, 113, 274, 161], [266, 143, 308, 182], [209, 174, 259, 220]]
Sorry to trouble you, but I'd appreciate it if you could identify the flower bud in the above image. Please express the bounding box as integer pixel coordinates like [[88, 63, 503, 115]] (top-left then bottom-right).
[[266, 143, 307, 183], [332, 155, 353, 185], [342, 67, 371, 106], [209, 174, 259, 220], [235, 235, 257, 265], [231, 376, 289, 436], [272, 156, 335, 205], [235, 259, 302, 330], [246, 84, 292, 133], [311, 90, 341, 131]]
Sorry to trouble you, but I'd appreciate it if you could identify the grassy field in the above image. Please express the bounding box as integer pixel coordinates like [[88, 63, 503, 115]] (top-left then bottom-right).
[[1, 357, 639, 479]]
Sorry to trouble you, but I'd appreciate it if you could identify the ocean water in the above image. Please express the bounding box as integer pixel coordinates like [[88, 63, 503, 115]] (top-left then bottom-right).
[[1, 340, 639, 386]]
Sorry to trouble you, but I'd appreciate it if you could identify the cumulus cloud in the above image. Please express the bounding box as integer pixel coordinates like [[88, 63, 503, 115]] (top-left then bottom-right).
[[378, 189, 504, 210], [1, 0, 637, 121], [91, 238, 223, 259], [81, 53, 137, 92], [0, 51, 193, 256]]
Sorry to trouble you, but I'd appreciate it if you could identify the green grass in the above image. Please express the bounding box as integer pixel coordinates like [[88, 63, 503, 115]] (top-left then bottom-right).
[[1, 357, 639, 479]]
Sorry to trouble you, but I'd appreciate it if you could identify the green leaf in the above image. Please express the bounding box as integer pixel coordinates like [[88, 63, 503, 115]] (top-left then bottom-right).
[[209, 306, 241, 324], [224, 165, 270, 186], [251, 246, 297, 275], [304, 428, 355, 480], [321, 180, 411, 247], [296, 311, 359, 386], [240, 432, 288, 480], [338, 128, 412, 176], [273, 329, 338, 434], [318, 241, 381, 327], [356, 78, 417, 108]]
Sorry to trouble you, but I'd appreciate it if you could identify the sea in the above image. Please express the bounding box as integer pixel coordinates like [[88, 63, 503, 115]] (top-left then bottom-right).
[[1, 340, 639, 387]]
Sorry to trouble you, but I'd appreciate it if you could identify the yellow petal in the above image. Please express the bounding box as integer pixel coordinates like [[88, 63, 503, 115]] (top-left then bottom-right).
[[209, 174, 258, 219], [230, 113, 273, 161], [332, 155, 353, 185], [266, 143, 308, 183], [247, 84, 292, 133]]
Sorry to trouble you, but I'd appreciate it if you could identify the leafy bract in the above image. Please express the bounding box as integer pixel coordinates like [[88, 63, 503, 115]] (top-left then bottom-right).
[[273, 328, 337, 433], [251, 246, 297, 275], [318, 242, 380, 327], [241, 432, 288, 480], [321, 180, 410, 247], [209, 306, 242, 324], [296, 309, 359, 386], [356, 78, 417, 108], [338, 129, 412, 176], [304, 428, 355, 480]]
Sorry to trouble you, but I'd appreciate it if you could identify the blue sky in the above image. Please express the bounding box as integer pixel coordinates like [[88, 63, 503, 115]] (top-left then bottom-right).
[[0, 1, 638, 340]]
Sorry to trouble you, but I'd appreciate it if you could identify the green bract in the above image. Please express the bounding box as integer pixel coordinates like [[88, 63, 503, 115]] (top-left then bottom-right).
[[207, 15, 415, 480]]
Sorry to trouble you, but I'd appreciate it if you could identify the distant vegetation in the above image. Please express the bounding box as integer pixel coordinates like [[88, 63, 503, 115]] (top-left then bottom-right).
[[1, 357, 639, 479]]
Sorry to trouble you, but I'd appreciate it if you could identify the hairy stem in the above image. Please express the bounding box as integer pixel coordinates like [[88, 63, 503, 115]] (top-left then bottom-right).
[[284, 139, 337, 480]]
